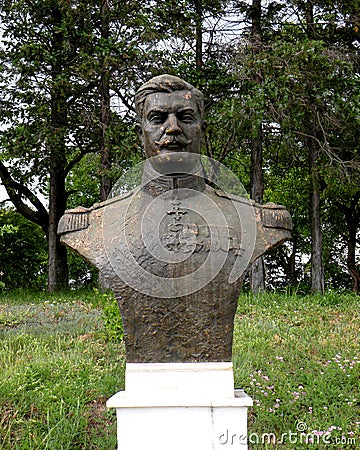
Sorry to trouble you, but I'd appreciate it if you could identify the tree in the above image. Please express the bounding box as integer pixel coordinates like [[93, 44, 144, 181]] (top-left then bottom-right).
[[1, 0, 358, 293], [0, 0, 151, 290], [99, 0, 112, 202], [304, 0, 325, 294], [248, 0, 265, 293], [0, 1, 97, 289], [335, 193, 360, 292], [230, 0, 359, 292]]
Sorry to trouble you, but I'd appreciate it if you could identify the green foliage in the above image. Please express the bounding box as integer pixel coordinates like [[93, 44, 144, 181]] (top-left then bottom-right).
[[230, 6, 360, 290], [68, 252, 98, 290], [0, 208, 99, 290], [0, 0, 159, 289], [100, 291, 124, 343], [0, 0, 359, 292], [0, 223, 18, 237], [0, 209, 47, 290]]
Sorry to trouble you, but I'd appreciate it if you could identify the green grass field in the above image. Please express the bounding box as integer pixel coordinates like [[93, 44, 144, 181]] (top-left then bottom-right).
[[0, 290, 359, 449]]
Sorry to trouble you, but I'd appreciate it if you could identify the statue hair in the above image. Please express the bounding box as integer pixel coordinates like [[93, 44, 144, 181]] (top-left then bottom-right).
[[135, 74, 204, 120]]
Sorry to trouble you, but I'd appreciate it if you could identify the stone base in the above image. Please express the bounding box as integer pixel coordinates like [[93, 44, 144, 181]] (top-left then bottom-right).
[[107, 362, 252, 449]]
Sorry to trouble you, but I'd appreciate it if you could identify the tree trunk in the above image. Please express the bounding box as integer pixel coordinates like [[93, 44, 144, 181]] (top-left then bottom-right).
[[288, 241, 298, 287], [305, 0, 315, 39], [337, 194, 360, 293], [48, 163, 68, 291], [97, 0, 112, 291], [249, 0, 265, 293], [278, 239, 299, 287], [194, 0, 203, 68], [309, 137, 324, 294], [347, 223, 360, 293], [305, 0, 324, 294], [100, 0, 112, 202], [48, 5, 69, 291], [250, 134, 265, 292]]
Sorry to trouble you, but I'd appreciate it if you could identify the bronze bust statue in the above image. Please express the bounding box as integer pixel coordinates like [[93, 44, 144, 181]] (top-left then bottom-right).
[[58, 74, 292, 363]]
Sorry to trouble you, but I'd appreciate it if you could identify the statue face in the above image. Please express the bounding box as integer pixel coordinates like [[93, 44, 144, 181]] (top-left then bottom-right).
[[138, 90, 203, 174]]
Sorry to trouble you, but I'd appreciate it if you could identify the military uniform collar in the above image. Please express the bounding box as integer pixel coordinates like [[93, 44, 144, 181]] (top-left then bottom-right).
[[141, 159, 206, 197]]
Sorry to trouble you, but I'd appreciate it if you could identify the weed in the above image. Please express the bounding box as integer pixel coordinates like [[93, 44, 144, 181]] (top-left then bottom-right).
[[100, 293, 124, 343]]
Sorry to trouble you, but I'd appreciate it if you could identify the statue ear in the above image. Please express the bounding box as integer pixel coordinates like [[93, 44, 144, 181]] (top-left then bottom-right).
[[135, 123, 143, 143]]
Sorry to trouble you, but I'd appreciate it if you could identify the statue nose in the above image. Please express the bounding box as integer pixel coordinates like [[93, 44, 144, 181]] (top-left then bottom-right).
[[165, 114, 181, 135]]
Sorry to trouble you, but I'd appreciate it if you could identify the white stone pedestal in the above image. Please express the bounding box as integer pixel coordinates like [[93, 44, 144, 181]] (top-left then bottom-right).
[[107, 362, 252, 450]]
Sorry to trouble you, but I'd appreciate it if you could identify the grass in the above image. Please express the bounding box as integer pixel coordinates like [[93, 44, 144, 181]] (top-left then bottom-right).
[[0, 289, 359, 449], [234, 292, 359, 449], [0, 289, 125, 450]]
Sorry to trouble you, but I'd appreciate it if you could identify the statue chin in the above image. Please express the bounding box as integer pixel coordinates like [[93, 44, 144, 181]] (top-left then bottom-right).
[[149, 151, 200, 175]]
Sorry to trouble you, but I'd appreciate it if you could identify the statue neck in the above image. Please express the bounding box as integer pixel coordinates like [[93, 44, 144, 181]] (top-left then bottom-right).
[[141, 160, 206, 197]]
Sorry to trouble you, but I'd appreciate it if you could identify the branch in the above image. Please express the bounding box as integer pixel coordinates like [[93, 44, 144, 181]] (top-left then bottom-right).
[[64, 142, 101, 180], [0, 161, 48, 233], [63, 150, 90, 179], [294, 129, 353, 173], [350, 191, 360, 210], [218, 124, 235, 162], [67, 80, 98, 106], [204, 131, 214, 159], [111, 88, 135, 113]]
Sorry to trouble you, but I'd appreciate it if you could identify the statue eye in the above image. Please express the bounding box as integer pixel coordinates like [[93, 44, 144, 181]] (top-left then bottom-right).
[[179, 112, 195, 123], [148, 113, 166, 124]]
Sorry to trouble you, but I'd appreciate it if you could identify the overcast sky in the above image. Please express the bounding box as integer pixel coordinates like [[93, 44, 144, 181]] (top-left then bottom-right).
[[0, 184, 7, 204]]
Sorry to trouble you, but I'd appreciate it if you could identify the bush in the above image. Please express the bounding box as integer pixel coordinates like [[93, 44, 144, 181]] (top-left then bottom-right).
[[0, 209, 47, 290]]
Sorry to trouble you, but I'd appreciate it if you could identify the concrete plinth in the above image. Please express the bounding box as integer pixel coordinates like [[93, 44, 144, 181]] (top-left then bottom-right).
[[107, 362, 252, 449]]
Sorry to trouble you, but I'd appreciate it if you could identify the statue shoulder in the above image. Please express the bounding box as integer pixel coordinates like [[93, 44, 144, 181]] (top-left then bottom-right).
[[58, 191, 133, 235], [213, 189, 292, 231], [91, 189, 133, 211], [213, 188, 256, 206], [58, 206, 90, 235], [260, 202, 292, 231]]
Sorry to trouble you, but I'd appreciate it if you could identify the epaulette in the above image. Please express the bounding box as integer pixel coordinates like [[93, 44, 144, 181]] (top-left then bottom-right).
[[58, 207, 89, 234], [214, 190, 292, 231], [261, 203, 292, 230]]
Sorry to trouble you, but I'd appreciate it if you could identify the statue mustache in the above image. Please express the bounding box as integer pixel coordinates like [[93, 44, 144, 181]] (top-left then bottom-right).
[[155, 137, 192, 148]]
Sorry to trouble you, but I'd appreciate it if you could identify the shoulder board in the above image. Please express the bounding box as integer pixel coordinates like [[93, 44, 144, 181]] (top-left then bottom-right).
[[261, 204, 292, 230], [58, 208, 89, 235], [261, 202, 286, 210]]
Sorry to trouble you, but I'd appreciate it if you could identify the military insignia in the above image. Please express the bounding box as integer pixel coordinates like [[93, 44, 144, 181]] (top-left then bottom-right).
[[163, 199, 197, 253], [57, 208, 89, 234], [261, 204, 292, 231], [167, 199, 187, 222]]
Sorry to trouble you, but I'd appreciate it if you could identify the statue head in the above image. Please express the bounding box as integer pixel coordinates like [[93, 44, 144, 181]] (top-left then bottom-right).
[[135, 74, 205, 174]]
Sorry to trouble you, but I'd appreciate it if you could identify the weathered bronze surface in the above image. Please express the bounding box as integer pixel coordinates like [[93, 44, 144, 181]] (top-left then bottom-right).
[[58, 74, 292, 363]]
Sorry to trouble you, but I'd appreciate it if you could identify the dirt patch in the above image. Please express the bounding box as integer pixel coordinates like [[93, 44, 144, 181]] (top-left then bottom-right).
[[84, 397, 115, 435]]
